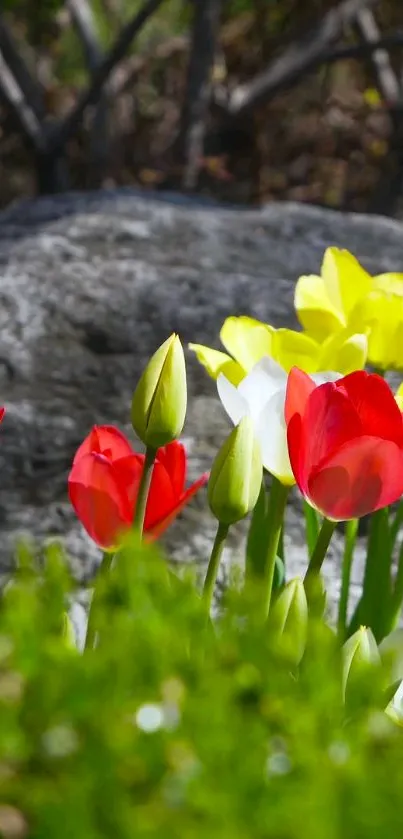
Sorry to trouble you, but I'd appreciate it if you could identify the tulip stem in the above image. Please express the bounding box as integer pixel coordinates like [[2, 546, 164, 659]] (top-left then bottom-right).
[[261, 478, 289, 620], [133, 446, 157, 536], [337, 518, 358, 640], [203, 522, 230, 613], [304, 517, 336, 581], [85, 551, 115, 650]]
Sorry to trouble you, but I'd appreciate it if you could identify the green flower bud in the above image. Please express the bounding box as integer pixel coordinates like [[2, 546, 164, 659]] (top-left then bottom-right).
[[208, 417, 262, 525], [342, 626, 380, 702], [131, 334, 187, 448], [267, 578, 308, 665]]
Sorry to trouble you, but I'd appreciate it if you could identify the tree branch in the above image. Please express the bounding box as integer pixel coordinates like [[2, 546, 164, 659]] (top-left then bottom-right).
[[47, 0, 167, 155], [177, 0, 223, 190], [221, 0, 381, 119], [0, 15, 45, 120]]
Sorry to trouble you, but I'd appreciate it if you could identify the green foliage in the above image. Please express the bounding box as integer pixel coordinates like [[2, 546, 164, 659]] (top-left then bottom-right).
[[0, 536, 403, 838]]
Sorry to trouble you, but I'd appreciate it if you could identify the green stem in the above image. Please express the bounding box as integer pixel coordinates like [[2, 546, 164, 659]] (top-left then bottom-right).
[[391, 501, 403, 549], [390, 539, 403, 619], [133, 446, 157, 536], [303, 500, 319, 558], [337, 518, 358, 640], [203, 522, 230, 612], [304, 517, 336, 580], [261, 478, 289, 620], [85, 551, 115, 650]]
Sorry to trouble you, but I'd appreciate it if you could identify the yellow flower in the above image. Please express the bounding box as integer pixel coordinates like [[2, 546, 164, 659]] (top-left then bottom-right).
[[295, 247, 403, 371], [189, 314, 367, 384]]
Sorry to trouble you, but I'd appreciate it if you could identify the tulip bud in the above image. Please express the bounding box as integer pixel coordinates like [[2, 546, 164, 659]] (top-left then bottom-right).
[[131, 334, 187, 448], [208, 417, 262, 525], [267, 578, 308, 666], [342, 626, 380, 702]]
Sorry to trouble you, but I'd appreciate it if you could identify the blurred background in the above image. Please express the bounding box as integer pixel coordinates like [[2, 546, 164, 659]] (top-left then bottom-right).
[[1, 0, 403, 216]]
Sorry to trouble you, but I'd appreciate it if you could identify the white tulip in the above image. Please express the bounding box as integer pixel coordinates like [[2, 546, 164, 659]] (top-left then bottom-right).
[[217, 357, 341, 485]]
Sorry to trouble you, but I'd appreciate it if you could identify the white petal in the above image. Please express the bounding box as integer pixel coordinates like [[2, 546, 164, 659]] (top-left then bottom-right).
[[238, 357, 287, 422], [255, 388, 294, 483], [217, 374, 249, 425]]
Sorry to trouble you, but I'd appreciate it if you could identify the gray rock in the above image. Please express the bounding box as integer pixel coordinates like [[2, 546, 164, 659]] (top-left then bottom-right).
[[1, 188, 403, 616]]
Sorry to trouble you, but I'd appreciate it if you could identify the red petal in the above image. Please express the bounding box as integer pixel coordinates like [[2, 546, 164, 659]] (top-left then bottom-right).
[[68, 452, 133, 548], [143, 461, 177, 531], [73, 425, 134, 465], [155, 441, 186, 496], [148, 474, 208, 540], [287, 413, 306, 492], [302, 382, 362, 476], [336, 371, 403, 445], [285, 367, 316, 425], [0, 408, 5, 423], [308, 436, 403, 520]]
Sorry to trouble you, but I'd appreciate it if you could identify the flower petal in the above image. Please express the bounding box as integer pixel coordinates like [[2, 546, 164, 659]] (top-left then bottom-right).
[[275, 328, 320, 373], [294, 272, 344, 339], [321, 248, 372, 318], [68, 452, 133, 548], [73, 425, 134, 465], [255, 389, 294, 484], [299, 381, 362, 477], [217, 374, 249, 425], [308, 436, 403, 520], [318, 329, 368, 374], [154, 441, 186, 497], [188, 343, 244, 384], [148, 474, 208, 540], [220, 316, 275, 371], [284, 367, 316, 426], [238, 357, 286, 422], [335, 371, 403, 445]]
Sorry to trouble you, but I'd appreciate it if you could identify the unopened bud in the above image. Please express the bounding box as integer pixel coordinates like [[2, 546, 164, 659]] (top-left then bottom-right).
[[131, 334, 187, 448], [208, 417, 262, 525], [267, 578, 308, 665]]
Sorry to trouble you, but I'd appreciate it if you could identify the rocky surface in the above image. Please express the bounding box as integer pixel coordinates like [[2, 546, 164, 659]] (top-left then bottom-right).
[[1, 188, 403, 617]]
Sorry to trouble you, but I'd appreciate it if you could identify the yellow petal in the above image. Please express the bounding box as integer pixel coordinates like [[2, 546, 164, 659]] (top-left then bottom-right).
[[395, 383, 403, 411], [294, 272, 345, 340], [318, 329, 368, 374], [349, 292, 403, 370], [188, 343, 245, 384], [220, 316, 275, 371], [373, 273, 403, 296], [321, 247, 372, 319], [274, 328, 319, 373]]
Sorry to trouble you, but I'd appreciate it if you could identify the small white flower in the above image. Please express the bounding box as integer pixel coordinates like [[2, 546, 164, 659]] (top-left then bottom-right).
[[217, 357, 340, 484]]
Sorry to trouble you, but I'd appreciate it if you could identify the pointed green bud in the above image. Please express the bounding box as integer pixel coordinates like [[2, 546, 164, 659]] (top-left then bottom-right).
[[342, 626, 380, 702], [131, 334, 187, 448], [267, 578, 308, 665], [208, 417, 262, 525]]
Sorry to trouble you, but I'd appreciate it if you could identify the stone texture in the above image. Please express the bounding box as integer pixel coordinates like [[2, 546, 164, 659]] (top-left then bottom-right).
[[1, 188, 403, 614]]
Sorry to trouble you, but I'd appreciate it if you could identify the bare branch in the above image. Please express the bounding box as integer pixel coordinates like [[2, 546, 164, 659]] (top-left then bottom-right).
[[66, 0, 111, 185], [0, 51, 45, 150], [354, 8, 401, 103], [0, 15, 45, 120], [48, 0, 167, 155], [66, 0, 104, 69], [221, 0, 381, 119], [177, 0, 223, 190]]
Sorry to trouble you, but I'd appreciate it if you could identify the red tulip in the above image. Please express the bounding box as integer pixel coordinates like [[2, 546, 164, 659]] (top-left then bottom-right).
[[285, 368, 403, 520], [0, 408, 4, 423], [68, 425, 207, 548]]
